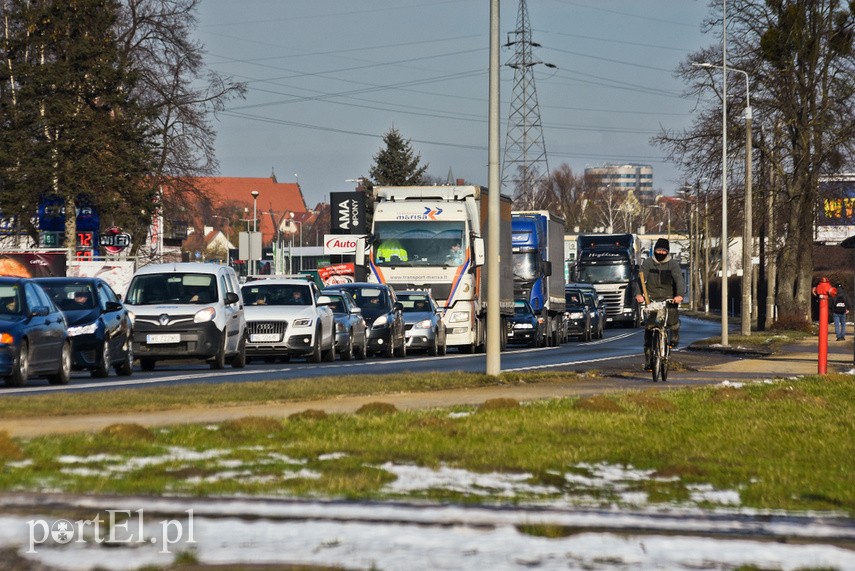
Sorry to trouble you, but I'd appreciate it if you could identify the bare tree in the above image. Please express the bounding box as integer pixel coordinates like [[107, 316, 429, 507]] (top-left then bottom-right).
[[655, 0, 855, 321], [116, 0, 246, 256]]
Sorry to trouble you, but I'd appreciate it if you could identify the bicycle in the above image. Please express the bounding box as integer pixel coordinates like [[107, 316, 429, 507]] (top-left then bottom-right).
[[642, 300, 673, 382]]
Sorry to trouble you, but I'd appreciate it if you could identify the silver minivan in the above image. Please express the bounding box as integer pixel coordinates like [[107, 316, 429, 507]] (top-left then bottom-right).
[[124, 263, 246, 371]]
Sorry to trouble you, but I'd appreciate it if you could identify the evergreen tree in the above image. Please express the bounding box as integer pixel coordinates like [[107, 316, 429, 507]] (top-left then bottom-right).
[[0, 0, 154, 252], [369, 127, 429, 186]]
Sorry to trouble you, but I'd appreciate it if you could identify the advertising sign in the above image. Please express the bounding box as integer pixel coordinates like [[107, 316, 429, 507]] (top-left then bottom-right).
[[99, 226, 132, 254], [317, 263, 355, 285], [68, 261, 136, 297], [330, 192, 366, 234], [323, 234, 359, 255], [0, 253, 66, 278]]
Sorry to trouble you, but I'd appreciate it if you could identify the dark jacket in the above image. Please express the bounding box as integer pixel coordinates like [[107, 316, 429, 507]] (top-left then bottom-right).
[[833, 291, 849, 314], [634, 254, 685, 302]]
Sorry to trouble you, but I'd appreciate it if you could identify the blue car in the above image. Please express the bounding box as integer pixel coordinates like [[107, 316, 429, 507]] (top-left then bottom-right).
[[0, 277, 72, 387], [34, 277, 134, 378]]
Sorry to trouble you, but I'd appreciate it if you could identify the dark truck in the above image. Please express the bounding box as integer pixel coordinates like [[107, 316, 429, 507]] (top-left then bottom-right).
[[574, 233, 641, 327]]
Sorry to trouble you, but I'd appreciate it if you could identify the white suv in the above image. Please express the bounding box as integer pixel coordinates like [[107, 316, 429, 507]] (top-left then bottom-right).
[[124, 263, 246, 371], [241, 277, 336, 362]]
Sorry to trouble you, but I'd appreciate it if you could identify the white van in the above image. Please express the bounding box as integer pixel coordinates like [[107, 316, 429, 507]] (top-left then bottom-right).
[[124, 263, 246, 371]]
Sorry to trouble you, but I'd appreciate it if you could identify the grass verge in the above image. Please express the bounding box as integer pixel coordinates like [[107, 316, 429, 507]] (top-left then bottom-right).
[[0, 371, 588, 419], [2, 375, 853, 515]]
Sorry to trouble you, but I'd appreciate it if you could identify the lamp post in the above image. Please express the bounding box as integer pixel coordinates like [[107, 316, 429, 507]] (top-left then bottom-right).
[[650, 204, 671, 239], [250, 190, 259, 274], [694, 60, 752, 337], [287, 213, 302, 273]]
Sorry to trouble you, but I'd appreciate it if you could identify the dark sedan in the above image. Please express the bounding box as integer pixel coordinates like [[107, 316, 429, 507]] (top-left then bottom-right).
[[323, 283, 406, 358], [396, 290, 447, 356], [507, 299, 544, 347], [322, 290, 367, 361], [34, 277, 133, 377], [564, 289, 592, 341], [0, 277, 72, 387]]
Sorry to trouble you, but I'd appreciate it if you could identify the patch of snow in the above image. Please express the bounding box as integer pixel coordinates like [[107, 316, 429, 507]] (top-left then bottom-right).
[[687, 484, 741, 505], [318, 452, 347, 461], [57, 454, 123, 464], [448, 411, 472, 418], [283, 468, 322, 480], [4, 459, 32, 469], [380, 463, 558, 497]]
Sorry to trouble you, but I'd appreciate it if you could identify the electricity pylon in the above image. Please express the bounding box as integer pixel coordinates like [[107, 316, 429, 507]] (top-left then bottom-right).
[[501, 0, 554, 208]]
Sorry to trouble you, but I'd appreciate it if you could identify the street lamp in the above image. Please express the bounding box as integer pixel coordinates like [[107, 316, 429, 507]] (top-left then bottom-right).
[[287, 213, 302, 273], [251, 190, 259, 274], [694, 60, 752, 337], [650, 204, 671, 239]]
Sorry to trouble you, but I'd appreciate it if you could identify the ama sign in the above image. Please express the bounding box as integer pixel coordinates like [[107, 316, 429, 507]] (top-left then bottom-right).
[[330, 192, 366, 234]]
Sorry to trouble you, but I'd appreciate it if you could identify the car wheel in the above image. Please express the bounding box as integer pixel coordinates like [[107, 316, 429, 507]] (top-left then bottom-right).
[[48, 341, 72, 385], [140, 358, 156, 372], [91, 341, 111, 378], [308, 329, 323, 363], [115, 341, 133, 376], [340, 333, 353, 361], [231, 335, 247, 368], [5, 340, 29, 388], [210, 329, 227, 369], [354, 337, 367, 360], [322, 335, 336, 362], [428, 331, 439, 356]]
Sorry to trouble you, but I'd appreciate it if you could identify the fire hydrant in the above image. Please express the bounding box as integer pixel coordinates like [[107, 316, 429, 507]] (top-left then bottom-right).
[[812, 277, 837, 374]]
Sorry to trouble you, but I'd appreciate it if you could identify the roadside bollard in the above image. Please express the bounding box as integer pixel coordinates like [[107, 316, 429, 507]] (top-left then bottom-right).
[[812, 277, 836, 375]]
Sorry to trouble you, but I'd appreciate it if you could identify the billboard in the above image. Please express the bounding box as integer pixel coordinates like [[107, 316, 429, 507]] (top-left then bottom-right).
[[0, 252, 66, 278], [330, 192, 366, 234], [819, 179, 855, 226]]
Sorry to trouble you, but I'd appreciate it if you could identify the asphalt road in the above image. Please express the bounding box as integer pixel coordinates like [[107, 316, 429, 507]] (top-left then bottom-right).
[[0, 318, 723, 395]]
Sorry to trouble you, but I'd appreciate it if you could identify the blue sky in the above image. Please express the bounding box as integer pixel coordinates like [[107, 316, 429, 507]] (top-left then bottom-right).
[[195, 0, 713, 207]]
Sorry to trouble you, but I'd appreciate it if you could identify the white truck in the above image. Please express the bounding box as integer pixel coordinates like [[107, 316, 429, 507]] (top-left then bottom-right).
[[355, 185, 513, 352]]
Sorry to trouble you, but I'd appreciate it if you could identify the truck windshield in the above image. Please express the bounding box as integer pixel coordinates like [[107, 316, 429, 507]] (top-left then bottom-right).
[[578, 264, 630, 284], [373, 221, 466, 266], [512, 252, 538, 280]]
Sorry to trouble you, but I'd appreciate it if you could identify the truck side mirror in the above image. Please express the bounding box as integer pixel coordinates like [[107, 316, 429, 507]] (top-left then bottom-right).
[[472, 237, 485, 266], [542, 260, 552, 277], [355, 236, 366, 266]]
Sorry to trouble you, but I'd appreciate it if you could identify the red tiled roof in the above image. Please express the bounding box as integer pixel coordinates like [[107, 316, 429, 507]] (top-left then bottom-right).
[[191, 176, 307, 244]]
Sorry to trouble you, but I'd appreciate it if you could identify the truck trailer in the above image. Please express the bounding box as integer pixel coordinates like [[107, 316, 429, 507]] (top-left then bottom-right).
[[574, 233, 641, 327], [355, 185, 514, 352], [511, 211, 566, 346]]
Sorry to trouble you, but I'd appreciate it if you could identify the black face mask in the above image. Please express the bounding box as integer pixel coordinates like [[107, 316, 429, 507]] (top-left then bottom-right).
[[654, 251, 668, 262]]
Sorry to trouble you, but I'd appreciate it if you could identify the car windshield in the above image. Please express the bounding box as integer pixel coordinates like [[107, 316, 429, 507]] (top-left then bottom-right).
[[38, 282, 96, 311], [399, 295, 431, 313], [242, 284, 312, 306], [126, 273, 217, 305], [565, 292, 583, 305], [514, 301, 532, 315], [324, 295, 347, 313], [372, 221, 465, 266], [0, 284, 22, 316], [336, 287, 388, 312]]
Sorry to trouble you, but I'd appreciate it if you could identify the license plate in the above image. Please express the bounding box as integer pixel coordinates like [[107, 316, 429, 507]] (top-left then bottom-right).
[[250, 333, 281, 343], [146, 334, 180, 344]]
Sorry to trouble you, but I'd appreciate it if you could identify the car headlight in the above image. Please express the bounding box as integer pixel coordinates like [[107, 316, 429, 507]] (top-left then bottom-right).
[[194, 307, 216, 323], [514, 322, 533, 329], [415, 319, 432, 329], [292, 318, 313, 328], [67, 322, 98, 336], [569, 312, 585, 320], [448, 311, 469, 323], [372, 315, 389, 328]]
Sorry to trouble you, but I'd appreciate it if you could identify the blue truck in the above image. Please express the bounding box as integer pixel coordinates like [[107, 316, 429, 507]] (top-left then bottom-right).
[[511, 211, 566, 346]]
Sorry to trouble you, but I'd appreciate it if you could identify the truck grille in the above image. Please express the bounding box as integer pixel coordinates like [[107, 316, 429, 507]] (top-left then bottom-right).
[[601, 291, 626, 317]]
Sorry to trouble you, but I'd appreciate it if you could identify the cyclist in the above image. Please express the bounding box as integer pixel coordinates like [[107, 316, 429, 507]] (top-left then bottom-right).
[[633, 238, 685, 370]]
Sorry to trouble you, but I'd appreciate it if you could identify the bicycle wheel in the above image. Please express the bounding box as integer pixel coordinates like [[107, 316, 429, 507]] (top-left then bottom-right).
[[659, 344, 669, 382], [651, 329, 662, 383]]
